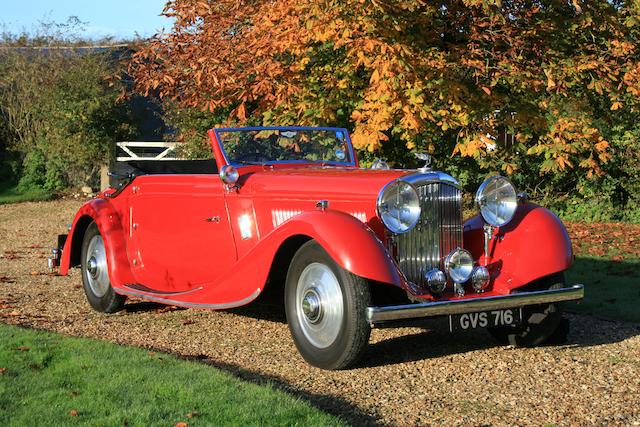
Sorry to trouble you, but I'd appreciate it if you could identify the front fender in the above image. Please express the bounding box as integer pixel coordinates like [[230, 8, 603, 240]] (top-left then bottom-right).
[[59, 198, 134, 286], [463, 203, 573, 294], [280, 210, 402, 286]]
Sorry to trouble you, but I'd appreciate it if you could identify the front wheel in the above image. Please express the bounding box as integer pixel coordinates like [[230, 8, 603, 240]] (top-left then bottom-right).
[[80, 222, 126, 313], [285, 240, 371, 370]]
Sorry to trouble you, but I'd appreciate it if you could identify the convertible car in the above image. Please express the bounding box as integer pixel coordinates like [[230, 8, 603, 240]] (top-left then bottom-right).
[[49, 126, 583, 370]]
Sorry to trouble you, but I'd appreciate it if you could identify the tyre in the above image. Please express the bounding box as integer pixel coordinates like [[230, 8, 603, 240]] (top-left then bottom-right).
[[285, 240, 371, 370], [80, 222, 126, 313], [488, 272, 568, 347]]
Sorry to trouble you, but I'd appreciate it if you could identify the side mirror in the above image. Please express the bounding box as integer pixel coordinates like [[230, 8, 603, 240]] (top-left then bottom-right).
[[219, 165, 239, 185]]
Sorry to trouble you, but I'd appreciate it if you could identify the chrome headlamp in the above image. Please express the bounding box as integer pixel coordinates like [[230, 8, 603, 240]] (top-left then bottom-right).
[[376, 181, 421, 234], [475, 176, 517, 227]]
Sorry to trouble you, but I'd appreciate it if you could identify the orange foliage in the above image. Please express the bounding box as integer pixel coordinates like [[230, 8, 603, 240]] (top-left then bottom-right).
[[127, 0, 640, 176]]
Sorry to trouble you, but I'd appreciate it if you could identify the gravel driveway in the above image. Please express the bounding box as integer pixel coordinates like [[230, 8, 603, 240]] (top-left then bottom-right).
[[1, 200, 639, 426]]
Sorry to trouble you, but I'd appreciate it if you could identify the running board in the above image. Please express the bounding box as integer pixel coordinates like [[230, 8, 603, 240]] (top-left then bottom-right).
[[116, 285, 262, 310]]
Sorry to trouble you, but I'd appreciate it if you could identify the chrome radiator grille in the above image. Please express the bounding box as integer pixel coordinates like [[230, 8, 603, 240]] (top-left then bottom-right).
[[396, 182, 463, 288]]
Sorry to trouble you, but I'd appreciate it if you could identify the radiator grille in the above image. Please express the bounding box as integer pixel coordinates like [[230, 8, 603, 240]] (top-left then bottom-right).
[[396, 182, 463, 288]]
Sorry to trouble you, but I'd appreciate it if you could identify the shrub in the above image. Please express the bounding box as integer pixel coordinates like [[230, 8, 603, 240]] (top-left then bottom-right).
[[0, 21, 140, 192]]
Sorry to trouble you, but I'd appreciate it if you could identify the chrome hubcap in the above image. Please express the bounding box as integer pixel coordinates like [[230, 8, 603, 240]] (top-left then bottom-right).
[[87, 257, 98, 278], [296, 263, 344, 349], [84, 235, 109, 298], [302, 290, 322, 323]]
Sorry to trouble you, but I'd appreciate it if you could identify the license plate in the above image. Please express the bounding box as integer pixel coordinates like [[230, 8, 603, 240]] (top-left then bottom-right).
[[449, 308, 522, 332]]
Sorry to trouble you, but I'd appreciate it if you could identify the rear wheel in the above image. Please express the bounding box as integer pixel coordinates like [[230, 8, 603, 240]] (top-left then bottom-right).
[[488, 272, 568, 346], [80, 222, 125, 313], [285, 240, 371, 370]]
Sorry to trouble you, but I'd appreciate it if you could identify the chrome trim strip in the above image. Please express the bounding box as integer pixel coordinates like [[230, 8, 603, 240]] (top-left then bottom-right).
[[366, 284, 584, 324], [116, 287, 262, 310]]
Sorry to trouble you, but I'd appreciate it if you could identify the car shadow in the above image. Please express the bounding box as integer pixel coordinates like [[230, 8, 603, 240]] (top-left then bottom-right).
[[124, 301, 187, 313], [561, 312, 640, 347], [225, 302, 287, 323], [359, 324, 496, 368], [178, 355, 383, 426], [358, 311, 640, 368]]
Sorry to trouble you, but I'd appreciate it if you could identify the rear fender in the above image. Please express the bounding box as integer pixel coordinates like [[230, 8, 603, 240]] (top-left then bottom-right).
[[59, 198, 134, 286], [463, 203, 573, 293]]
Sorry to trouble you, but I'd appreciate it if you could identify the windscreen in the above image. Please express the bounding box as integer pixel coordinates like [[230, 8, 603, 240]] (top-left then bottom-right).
[[215, 128, 354, 165]]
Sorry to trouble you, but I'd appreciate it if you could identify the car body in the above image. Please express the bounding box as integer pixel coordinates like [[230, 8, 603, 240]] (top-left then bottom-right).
[[51, 126, 584, 369]]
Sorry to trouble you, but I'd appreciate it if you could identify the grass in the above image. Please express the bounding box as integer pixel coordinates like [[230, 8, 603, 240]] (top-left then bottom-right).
[[565, 256, 640, 323], [0, 185, 53, 205], [0, 323, 345, 427], [562, 222, 640, 323]]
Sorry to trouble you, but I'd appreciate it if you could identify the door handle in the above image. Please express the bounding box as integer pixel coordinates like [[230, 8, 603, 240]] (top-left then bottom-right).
[[205, 216, 221, 223]]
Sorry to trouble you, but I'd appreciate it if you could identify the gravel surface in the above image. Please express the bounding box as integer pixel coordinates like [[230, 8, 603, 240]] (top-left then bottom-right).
[[1, 200, 639, 426]]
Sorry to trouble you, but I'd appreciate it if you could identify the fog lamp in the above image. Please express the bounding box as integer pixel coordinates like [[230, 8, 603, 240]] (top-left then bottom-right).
[[471, 266, 490, 292], [425, 269, 446, 294], [444, 248, 474, 283]]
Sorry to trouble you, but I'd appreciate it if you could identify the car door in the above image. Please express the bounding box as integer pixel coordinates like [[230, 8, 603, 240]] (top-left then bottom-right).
[[127, 174, 236, 292]]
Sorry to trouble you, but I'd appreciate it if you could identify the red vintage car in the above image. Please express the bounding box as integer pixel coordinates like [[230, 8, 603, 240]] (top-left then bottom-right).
[[50, 126, 583, 370]]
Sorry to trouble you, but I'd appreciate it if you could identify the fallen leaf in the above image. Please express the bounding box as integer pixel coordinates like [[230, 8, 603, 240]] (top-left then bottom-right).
[[183, 320, 196, 326], [30, 271, 39, 276], [186, 412, 198, 419], [155, 305, 181, 313], [1, 250, 24, 260], [0, 368, 6, 375], [70, 410, 78, 417], [16, 346, 30, 351]]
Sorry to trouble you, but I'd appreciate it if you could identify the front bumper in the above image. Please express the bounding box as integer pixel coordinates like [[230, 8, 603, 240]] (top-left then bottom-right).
[[366, 284, 584, 325]]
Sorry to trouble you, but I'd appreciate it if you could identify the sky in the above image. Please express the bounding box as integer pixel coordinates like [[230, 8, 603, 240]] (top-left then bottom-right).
[[1, 0, 172, 40]]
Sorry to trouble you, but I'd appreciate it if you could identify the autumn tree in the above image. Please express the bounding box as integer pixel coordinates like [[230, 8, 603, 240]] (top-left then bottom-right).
[[128, 0, 640, 220]]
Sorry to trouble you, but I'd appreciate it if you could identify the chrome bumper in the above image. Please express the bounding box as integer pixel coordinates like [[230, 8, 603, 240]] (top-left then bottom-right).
[[366, 284, 584, 324]]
